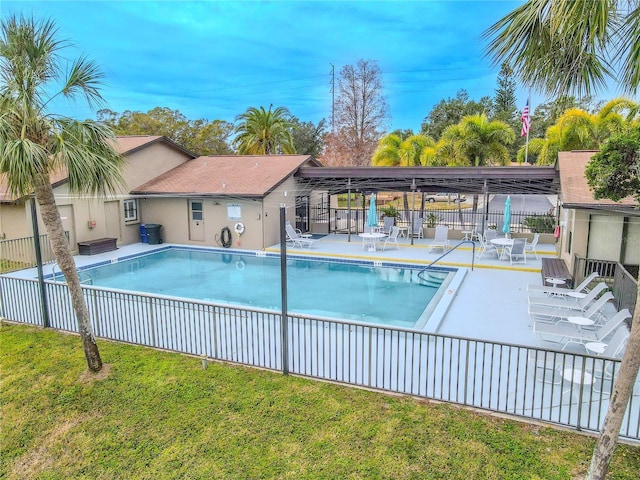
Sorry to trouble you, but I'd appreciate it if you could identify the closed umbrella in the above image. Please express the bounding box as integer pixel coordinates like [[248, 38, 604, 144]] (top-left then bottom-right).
[[502, 196, 511, 237], [367, 194, 378, 230]]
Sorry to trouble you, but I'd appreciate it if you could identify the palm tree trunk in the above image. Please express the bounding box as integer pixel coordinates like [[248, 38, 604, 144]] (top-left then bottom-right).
[[586, 286, 640, 479], [34, 173, 103, 372]]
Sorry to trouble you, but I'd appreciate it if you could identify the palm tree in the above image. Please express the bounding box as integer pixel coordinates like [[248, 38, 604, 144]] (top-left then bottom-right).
[[483, 0, 640, 96], [234, 105, 296, 154], [523, 98, 637, 165], [372, 133, 435, 220], [0, 16, 124, 372], [485, 3, 640, 475], [429, 114, 515, 220]]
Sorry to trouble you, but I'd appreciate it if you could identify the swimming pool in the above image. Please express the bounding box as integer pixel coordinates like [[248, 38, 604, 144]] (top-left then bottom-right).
[[63, 247, 464, 329]]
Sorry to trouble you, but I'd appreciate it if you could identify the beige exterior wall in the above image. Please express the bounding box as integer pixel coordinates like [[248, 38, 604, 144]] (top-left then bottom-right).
[[0, 202, 31, 239], [0, 141, 193, 250], [138, 176, 298, 250]]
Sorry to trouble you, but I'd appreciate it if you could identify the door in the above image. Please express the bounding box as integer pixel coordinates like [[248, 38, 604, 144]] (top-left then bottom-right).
[[189, 200, 205, 241], [295, 196, 309, 232], [587, 214, 623, 261], [104, 201, 121, 241]]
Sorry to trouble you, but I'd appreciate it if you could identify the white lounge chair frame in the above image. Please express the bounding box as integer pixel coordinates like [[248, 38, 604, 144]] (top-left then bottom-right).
[[285, 224, 316, 249], [524, 233, 540, 259], [528, 271, 600, 296], [527, 282, 608, 311], [528, 291, 614, 323], [533, 308, 630, 349]]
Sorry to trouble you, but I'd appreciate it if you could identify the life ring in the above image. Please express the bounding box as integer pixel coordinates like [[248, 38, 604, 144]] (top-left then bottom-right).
[[234, 222, 245, 235], [553, 225, 561, 239], [236, 259, 246, 270], [220, 226, 232, 248]]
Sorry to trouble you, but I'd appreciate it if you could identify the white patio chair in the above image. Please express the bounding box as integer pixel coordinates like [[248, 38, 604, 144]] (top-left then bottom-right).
[[285, 221, 302, 244], [382, 226, 400, 251], [428, 225, 449, 253], [411, 213, 424, 239], [504, 238, 527, 264], [381, 216, 395, 235], [476, 230, 498, 259], [524, 233, 540, 259], [285, 223, 316, 249]]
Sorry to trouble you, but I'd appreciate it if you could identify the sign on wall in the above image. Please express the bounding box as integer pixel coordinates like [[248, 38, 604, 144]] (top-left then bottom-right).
[[227, 203, 242, 220]]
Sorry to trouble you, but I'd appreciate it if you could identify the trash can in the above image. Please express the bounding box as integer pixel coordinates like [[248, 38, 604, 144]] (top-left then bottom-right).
[[139, 224, 148, 243], [145, 224, 162, 245]]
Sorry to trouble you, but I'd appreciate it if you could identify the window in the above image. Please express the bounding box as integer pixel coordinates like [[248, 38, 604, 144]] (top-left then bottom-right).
[[123, 199, 138, 222]]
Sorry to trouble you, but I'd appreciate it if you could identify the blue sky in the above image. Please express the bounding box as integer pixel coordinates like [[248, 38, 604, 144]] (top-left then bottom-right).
[[3, 1, 618, 132]]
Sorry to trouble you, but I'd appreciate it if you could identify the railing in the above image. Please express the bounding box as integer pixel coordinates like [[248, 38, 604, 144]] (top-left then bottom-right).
[[573, 255, 638, 317], [0, 234, 58, 273], [1, 275, 638, 441], [314, 207, 552, 234], [418, 241, 476, 280]]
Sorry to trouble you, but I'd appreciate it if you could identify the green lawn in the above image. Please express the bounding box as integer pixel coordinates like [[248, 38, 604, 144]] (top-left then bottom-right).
[[1, 323, 638, 479]]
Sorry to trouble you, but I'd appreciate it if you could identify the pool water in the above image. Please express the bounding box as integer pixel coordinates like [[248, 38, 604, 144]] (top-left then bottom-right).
[[75, 248, 456, 328]]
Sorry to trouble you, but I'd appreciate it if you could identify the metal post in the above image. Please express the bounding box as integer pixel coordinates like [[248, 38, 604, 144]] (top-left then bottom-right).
[[279, 205, 289, 375], [30, 197, 50, 328], [347, 178, 352, 242]]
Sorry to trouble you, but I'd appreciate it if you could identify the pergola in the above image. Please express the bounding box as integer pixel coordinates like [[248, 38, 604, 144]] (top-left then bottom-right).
[[295, 166, 560, 195]]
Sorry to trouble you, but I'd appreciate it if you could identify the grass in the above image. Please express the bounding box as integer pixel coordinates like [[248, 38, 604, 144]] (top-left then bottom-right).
[[1, 323, 639, 479]]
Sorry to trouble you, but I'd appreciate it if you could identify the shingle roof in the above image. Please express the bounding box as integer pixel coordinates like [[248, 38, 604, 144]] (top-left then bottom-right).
[[558, 150, 637, 209], [1, 136, 195, 202], [131, 155, 315, 197]]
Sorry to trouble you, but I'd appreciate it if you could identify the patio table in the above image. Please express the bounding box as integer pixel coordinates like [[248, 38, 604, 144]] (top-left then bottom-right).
[[359, 232, 385, 252], [490, 237, 513, 260]]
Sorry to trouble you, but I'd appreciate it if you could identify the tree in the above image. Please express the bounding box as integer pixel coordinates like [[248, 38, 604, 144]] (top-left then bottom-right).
[[583, 128, 640, 478], [421, 89, 494, 140], [525, 98, 637, 165], [429, 114, 514, 216], [97, 107, 234, 155], [483, 0, 640, 98], [234, 105, 296, 155], [333, 59, 389, 166], [484, 2, 640, 474], [0, 15, 124, 372], [528, 96, 597, 139], [493, 62, 518, 124], [372, 133, 436, 217], [290, 117, 327, 158]]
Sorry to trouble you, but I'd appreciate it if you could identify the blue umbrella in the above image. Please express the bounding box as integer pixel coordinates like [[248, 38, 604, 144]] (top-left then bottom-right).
[[367, 194, 378, 228], [502, 196, 511, 236]]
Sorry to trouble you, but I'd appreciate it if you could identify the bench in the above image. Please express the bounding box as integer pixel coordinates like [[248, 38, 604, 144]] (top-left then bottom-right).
[[78, 238, 118, 255], [541, 258, 572, 288]]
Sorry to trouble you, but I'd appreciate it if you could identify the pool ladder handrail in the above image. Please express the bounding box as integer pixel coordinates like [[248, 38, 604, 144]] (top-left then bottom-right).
[[50, 264, 92, 285], [417, 240, 475, 283]]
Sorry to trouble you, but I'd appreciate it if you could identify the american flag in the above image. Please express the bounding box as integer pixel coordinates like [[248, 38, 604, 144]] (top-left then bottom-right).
[[521, 100, 531, 137]]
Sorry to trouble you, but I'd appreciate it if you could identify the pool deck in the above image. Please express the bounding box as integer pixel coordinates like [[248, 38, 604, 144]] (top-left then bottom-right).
[[8, 234, 607, 354]]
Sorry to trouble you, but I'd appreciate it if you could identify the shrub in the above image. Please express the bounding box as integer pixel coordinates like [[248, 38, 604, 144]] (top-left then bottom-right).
[[522, 213, 555, 233]]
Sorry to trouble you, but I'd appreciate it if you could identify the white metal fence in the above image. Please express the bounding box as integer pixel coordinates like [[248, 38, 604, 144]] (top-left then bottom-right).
[[1, 276, 638, 441]]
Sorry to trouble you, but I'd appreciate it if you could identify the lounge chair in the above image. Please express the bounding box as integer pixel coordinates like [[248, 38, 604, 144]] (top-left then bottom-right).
[[528, 271, 599, 296], [527, 282, 608, 311], [504, 238, 526, 264], [285, 223, 316, 249], [428, 226, 449, 253], [533, 308, 630, 349], [528, 291, 614, 323], [382, 226, 400, 251], [524, 233, 540, 259]]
